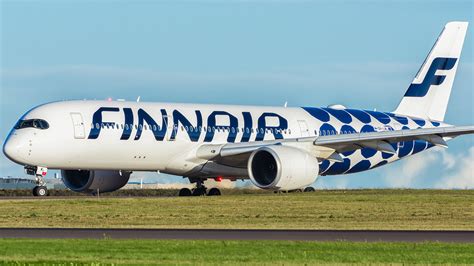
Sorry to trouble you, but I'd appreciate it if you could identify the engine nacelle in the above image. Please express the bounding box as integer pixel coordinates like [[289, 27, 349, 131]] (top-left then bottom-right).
[[248, 146, 319, 191], [61, 170, 131, 193]]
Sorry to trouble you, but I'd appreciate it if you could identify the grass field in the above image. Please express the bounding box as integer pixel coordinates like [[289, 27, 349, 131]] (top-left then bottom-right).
[[0, 239, 473, 265], [0, 189, 472, 230]]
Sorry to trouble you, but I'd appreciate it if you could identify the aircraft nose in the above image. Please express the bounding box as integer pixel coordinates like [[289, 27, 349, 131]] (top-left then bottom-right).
[[3, 135, 23, 164]]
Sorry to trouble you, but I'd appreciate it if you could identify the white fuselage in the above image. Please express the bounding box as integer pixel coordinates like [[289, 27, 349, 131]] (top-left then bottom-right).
[[3, 100, 445, 179]]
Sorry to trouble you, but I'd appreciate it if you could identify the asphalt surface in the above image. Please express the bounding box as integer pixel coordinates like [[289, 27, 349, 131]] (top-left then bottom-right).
[[0, 228, 472, 242]]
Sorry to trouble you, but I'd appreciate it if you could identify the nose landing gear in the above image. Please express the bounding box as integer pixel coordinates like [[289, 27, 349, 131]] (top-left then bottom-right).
[[33, 185, 48, 197], [25, 166, 49, 197]]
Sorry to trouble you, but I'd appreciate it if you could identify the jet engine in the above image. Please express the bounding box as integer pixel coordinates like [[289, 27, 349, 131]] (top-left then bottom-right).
[[247, 145, 319, 191], [61, 170, 131, 193]]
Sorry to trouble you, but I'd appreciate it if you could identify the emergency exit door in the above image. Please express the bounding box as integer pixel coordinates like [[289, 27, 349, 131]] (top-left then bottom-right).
[[70, 113, 85, 139]]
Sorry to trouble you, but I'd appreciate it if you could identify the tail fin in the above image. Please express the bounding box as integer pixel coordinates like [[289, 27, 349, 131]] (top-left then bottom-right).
[[394, 21, 468, 122]]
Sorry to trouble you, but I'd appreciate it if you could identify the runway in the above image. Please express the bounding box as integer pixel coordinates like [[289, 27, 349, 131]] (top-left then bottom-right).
[[0, 228, 472, 242]]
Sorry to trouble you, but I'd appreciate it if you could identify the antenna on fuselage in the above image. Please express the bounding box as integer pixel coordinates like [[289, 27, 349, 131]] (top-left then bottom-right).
[[137, 96, 141, 102], [284, 101, 288, 108]]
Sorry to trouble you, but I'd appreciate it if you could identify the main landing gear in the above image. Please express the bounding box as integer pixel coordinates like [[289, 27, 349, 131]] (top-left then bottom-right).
[[178, 179, 221, 197], [25, 166, 49, 197]]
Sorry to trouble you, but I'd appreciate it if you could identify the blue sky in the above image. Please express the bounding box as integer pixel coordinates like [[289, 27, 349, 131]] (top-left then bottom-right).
[[1, 1, 472, 188]]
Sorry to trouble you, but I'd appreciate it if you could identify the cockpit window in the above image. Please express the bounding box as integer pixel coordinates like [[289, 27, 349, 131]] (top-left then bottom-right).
[[14, 119, 49, 130]]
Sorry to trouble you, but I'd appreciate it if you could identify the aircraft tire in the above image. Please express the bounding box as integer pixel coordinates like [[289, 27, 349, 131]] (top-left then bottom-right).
[[207, 188, 221, 196], [33, 186, 48, 197], [178, 188, 192, 197]]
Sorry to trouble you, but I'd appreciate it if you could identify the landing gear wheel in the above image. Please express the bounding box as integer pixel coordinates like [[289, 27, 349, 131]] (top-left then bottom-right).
[[192, 186, 207, 196], [207, 188, 221, 196], [178, 188, 192, 197], [28, 167, 48, 197], [304, 186, 315, 193], [33, 186, 48, 197]]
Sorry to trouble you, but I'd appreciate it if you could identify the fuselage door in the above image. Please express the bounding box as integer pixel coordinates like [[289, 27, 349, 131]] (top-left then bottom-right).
[[298, 120, 310, 137], [70, 113, 85, 139]]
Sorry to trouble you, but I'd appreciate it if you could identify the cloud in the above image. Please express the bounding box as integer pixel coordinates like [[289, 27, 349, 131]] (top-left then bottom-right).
[[434, 147, 474, 189], [383, 148, 439, 188], [315, 176, 350, 189], [383, 146, 474, 189]]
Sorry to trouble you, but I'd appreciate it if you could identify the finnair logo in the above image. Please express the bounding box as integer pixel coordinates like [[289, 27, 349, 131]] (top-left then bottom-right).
[[404, 57, 457, 97], [87, 107, 289, 143]]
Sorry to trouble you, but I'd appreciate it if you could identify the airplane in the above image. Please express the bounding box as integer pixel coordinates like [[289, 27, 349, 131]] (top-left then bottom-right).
[[3, 21, 473, 197]]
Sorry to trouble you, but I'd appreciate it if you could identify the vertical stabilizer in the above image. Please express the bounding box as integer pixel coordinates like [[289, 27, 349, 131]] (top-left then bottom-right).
[[394, 21, 468, 121]]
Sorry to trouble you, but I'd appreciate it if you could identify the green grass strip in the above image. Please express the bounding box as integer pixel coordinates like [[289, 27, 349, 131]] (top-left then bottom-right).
[[0, 190, 472, 230], [0, 239, 473, 265]]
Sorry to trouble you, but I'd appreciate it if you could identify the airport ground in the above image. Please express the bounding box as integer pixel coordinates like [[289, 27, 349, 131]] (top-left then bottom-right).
[[0, 189, 472, 230], [0, 189, 472, 264]]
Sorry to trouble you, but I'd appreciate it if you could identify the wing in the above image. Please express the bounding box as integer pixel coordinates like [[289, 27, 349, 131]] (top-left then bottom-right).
[[197, 125, 474, 167]]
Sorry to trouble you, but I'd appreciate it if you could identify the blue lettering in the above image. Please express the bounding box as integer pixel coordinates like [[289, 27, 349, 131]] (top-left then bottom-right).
[[204, 111, 238, 143], [170, 110, 202, 142], [240, 112, 253, 142], [120, 108, 134, 140], [88, 107, 120, 139], [134, 109, 168, 141], [255, 113, 288, 141]]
